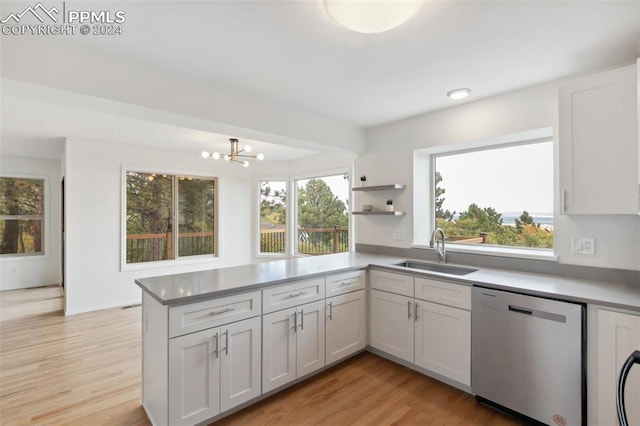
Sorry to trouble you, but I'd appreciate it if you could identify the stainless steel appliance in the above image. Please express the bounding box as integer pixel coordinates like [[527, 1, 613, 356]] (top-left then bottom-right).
[[472, 287, 585, 426]]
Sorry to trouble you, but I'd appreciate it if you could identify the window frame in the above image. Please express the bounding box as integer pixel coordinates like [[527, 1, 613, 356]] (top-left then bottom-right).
[[291, 168, 352, 258], [255, 177, 289, 259], [0, 174, 47, 258], [412, 128, 558, 261], [121, 167, 219, 271]]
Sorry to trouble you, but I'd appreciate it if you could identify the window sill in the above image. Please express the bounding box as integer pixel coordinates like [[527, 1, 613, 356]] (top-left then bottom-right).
[[121, 255, 220, 272], [411, 243, 558, 262]]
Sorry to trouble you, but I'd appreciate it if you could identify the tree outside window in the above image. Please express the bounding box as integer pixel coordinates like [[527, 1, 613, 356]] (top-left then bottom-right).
[[125, 172, 216, 264], [0, 177, 44, 256]]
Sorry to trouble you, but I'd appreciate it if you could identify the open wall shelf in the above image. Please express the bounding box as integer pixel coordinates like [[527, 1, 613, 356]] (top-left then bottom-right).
[[352, 211, 406, 216], [352, 184, 406, 192]]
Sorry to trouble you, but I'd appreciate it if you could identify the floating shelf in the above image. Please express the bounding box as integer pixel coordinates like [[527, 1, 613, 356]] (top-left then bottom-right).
[[352, 184, 406, 192], [352, 211, 406, 216]]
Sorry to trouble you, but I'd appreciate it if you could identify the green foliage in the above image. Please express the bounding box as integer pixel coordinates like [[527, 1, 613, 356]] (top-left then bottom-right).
[[297, 179, 348, 229], [0, 177, 44, 254], [260, 182, 286, 225], [435, 173, 553, 249]]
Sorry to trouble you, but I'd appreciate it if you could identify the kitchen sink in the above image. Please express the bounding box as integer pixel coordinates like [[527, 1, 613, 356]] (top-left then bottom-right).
[[394, 261, 477, 276]]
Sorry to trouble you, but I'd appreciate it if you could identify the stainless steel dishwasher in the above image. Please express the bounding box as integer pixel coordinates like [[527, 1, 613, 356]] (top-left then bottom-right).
[[472, 287, 585, 426]]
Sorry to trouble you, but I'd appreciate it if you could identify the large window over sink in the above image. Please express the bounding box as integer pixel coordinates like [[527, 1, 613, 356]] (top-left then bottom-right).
[[414, 128, 554, 257]]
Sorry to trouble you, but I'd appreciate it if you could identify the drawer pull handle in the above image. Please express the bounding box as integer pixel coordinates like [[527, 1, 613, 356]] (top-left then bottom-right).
[[328, 302, 333, 320], [340, 280, 357, 287], [415, 302, 419, 321], [408, 301, 412, 319], [292, 312, 298, 332], [300, 309, 304, 331], [209, 307, 235, 316], [288, 290, 308, 297]]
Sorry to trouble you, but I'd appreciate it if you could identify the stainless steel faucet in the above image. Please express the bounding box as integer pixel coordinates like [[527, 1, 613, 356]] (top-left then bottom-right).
[[430, 227, 446, 263]]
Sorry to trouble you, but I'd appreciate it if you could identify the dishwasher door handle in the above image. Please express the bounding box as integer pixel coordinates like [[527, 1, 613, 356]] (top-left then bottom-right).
[[508, 305, 533, 315]]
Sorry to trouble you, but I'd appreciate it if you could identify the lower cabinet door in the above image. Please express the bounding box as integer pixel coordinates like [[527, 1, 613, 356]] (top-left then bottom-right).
[[220, 316, 262, 412], [326, 290, 366, 364], [296, 300, 326, 377], [370, 289, 414, 363], [414, 300, 470, 386], [595, 309, 640, 425], [169, 327, 221, 425], [262, 308, 297, 393]]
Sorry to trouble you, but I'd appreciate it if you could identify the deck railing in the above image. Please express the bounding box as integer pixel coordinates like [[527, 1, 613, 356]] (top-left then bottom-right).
[[127, 227, 349, 263], [126, 231, 214, 263]]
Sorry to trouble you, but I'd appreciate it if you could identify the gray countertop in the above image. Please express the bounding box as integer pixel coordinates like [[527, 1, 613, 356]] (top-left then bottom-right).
[[135, 252, 640, 312]]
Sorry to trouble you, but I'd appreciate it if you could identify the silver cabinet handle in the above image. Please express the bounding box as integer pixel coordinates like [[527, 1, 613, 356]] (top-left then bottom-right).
[[340, 280, 357, 287], [300, 309, 304, 331], [408, 301, 412, 319], [222, 330, 229, 355], [562, 189, 567, 213], [288, 290, 308, 297], [414, 302, 419, 322], [212, 332, 219, 358], [292, 311, 297, 332], [209, 307, 234, 316], [328, 302, 333, 320]]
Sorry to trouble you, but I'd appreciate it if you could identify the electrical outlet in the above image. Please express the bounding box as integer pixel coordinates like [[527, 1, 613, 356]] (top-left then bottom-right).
[[393, 230, 404, 241], [573, 237, 595, 255]]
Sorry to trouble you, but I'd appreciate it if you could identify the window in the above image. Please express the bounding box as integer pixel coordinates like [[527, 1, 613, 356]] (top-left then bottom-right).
[[125, 172, 216, 264], [0, 177, 45, 256], [294, 173, 350, 256], [259, 180, 287, 255], [432, 139, 553, 250]]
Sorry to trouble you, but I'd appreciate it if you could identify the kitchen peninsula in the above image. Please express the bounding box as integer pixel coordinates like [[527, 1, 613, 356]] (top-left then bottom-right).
[[136, 252, 640, 426]]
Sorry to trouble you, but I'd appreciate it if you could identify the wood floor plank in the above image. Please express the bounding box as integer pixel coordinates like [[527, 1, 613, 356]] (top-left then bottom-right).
[[0, 286, 522, 425]]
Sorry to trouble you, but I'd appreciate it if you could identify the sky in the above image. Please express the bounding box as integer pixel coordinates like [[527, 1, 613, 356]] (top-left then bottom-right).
[[435, 142, 553, 215]]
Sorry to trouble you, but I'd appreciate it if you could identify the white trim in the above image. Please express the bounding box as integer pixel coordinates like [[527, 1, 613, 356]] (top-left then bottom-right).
[[412, 243, 558, 262], [121, 254, 220, 272]]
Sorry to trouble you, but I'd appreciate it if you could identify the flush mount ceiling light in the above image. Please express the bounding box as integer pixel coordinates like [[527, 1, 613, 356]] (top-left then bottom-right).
[[201, 138, 264, 168], [447, 88, 471, 100], [323, 0, 426, 34]]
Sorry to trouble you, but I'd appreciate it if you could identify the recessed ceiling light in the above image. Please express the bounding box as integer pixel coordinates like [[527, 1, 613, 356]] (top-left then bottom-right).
[[323, 0, 426, 34], [447, 88, 471, 100]]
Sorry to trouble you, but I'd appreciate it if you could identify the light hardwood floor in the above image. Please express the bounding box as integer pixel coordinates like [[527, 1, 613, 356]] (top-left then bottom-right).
[[0, 286, 522, 425]]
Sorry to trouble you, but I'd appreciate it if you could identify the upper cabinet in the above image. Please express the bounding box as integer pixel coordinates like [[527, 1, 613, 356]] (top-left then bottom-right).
[[559, 62, 639, 214]]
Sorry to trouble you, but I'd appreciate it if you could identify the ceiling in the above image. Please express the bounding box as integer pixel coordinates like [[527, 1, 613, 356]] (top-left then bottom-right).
[[1, 0, 639, 160]]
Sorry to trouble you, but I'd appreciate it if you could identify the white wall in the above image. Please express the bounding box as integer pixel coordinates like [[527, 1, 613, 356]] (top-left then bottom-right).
[[63, 138, 254, 315], [0, 156, 62, 290], [359, 80, 640, 271]]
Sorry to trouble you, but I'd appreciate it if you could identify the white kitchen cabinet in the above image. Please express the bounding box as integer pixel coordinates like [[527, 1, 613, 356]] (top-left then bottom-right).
[[262, 299, 325, 393], [370, 288, 414, 363], [326, 289, 366, 364], [559, 63, 639, 214], [414, 300, 471, 386], [589, 307, 640, 426], [168, 316, 261, 425], [369, 270, 471, 387]]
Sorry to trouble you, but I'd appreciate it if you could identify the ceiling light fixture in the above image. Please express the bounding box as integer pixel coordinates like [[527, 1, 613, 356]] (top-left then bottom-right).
[[201, 138, 264, 168], [447, 88, 471, 100], [323, 0, 425, 34]]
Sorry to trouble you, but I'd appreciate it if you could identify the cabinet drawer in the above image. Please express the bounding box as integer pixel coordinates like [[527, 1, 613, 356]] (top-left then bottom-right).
[[370, 269, 414, 297], [169, 291, 261, 338], [414, 277, 470, 310], [326, 270, 366, 297], [262, 277, 325, 314]]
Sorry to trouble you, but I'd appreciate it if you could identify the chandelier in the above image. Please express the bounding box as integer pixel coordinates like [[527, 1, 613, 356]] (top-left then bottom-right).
[[201, 138, 264, 167]]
